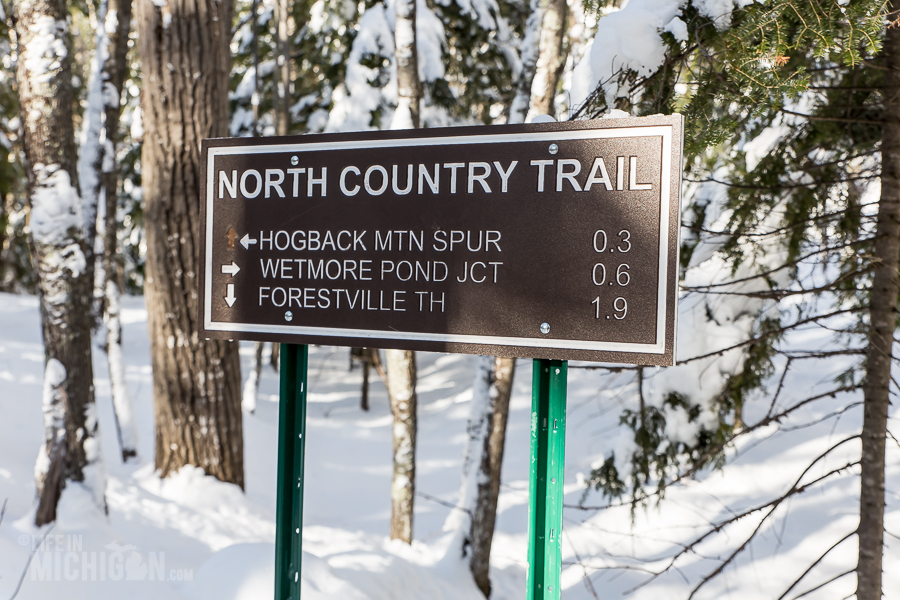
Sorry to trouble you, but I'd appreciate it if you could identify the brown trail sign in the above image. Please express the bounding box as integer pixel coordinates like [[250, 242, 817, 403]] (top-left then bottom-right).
[[200, 116, 683, 365], [199, 116, 684, 600]]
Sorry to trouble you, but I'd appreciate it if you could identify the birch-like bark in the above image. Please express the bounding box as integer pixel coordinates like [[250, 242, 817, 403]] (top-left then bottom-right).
[[385, 0, 421, 543], [391, 0, 420, 129], [137, 0, 244, 488], [386, 348, 417, 543], [508, 0, 567, 123], [103, 0, 138, 462], [857, 4, 900, 596], [82, 0, 138, 462], [15, 0, 104, 525]]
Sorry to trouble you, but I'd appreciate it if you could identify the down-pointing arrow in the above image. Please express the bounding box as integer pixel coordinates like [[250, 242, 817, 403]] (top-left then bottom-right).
[[240, 233, 258, 250], [221, 262, 241, 277], [225, 284, 236, 307]]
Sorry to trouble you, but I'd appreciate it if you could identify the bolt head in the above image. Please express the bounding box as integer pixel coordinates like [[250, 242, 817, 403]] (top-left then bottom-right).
[[540, 322, 550, 334], [291, 155, 299, 166], [285, 311, 294, 322], [549, 143, 559, 155]]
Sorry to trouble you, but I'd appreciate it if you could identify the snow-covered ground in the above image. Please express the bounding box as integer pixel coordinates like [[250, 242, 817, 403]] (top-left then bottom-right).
[[0, 292, 897, 599]]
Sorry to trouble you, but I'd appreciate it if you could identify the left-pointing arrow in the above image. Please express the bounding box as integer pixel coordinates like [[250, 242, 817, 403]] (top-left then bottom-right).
[[225, 284, 237, 307], [221, 262, 241, 277]]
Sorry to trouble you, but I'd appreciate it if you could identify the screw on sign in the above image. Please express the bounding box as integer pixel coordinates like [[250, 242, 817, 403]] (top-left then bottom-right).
[[197, 116, 684, 600]]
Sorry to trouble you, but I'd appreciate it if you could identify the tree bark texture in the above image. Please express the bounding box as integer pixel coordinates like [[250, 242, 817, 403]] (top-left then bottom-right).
[[469, 356, 515, 597], [15, 0, 102, 526], [527, 0, 566, 120], [274, 0, 292, 135], [391, 0, 420, 129], [93, 0, 138, 462], [386, 348, 417, 543], [137, 0, 244, 488], [508, 0, 542, 124], [508, 0, 567, 123], [857, 7, 900, 598]]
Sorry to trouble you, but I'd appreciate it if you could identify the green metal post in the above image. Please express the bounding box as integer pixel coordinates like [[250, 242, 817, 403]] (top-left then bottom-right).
[[527, 359, 568, 600], [274, 344, 308, 600]]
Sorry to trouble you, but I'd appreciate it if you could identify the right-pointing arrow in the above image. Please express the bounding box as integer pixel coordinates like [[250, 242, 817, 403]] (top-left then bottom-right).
[[240, 233, 258, 250], [221, 262, 241, 277], [225, 283, 236, 307]]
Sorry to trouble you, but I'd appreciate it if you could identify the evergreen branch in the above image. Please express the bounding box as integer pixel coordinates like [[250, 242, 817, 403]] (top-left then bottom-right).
[[685, 205, 876, 238], [622, 455, 859, 597], [680, 309, 858, 364], [779, 401, 863, 433], [571, 386, 860, 513], [781, 107, 884, 123], [685, 172, 879, 190], [680, 240, 872, 291], [685, 268, 875, 299]]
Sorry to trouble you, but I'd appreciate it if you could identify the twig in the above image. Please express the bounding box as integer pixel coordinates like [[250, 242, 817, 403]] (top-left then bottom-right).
[[8, 524, 55, 600], [788, 568, 854, 600], [415, 491, 471, 517], [777, 532, 855, 600]]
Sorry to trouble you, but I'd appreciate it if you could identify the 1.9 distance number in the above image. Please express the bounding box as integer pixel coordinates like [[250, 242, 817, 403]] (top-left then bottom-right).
[[592, 296, 627, 320]]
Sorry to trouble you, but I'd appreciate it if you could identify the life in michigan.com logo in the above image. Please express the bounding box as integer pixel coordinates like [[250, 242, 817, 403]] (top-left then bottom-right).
[[20, 534, 193, 582]]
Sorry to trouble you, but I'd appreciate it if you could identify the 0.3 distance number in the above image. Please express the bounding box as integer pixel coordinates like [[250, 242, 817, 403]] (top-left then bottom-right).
[[593, 229, 632, 253]]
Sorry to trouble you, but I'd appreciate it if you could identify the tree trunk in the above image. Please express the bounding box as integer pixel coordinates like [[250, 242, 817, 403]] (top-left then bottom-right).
[[384, 0, 421, 543], [137, 0, 244, 488], [508, 0, 567, 123], [83, 0, 138, 462], [857, 7, 900, 598], [469, 356, 515, 597], [274, 0, 292, 136], [243, 341, 264, 414], [390, 0, 420, 130], [14, 0, 104, 525], [104, 0, 138, 462], [385, 348, 417, 543]]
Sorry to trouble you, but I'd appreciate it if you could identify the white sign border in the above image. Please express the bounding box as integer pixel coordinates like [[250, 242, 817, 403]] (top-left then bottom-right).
[[204, 125, 674, 355]]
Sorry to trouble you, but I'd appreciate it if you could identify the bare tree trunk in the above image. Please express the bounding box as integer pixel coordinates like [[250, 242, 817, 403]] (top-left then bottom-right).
[[384, 0, 421, 543], [385, 348, 417, 543], [390, 0, 420, 130], [14, 0, 104, 525], [270, 341, 280, 371], [274, 0, 292, 135], [243, 341, 264, 414], [251, 0, 260, 137], [857, 7, 900, 597], [468, 356, 515, 597], [82, 0, 138, 462], [508, 0, 567, 123], [137, 0, 244, 488]]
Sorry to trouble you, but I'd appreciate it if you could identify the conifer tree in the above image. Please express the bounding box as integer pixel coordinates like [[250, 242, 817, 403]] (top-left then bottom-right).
[[574, 1, 893, 597]]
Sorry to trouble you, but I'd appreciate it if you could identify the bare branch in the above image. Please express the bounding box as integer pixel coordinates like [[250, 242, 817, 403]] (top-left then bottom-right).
[[777, 533, 855, 600]]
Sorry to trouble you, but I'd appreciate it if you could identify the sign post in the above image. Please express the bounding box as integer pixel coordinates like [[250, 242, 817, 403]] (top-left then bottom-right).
[[198, 116, 683, 599], [274, 344, 308, 600], [528, 359, 568, 599]]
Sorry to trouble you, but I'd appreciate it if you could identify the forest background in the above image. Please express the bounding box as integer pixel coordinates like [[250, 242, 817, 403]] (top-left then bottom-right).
[[0, 0, 899, 598]]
